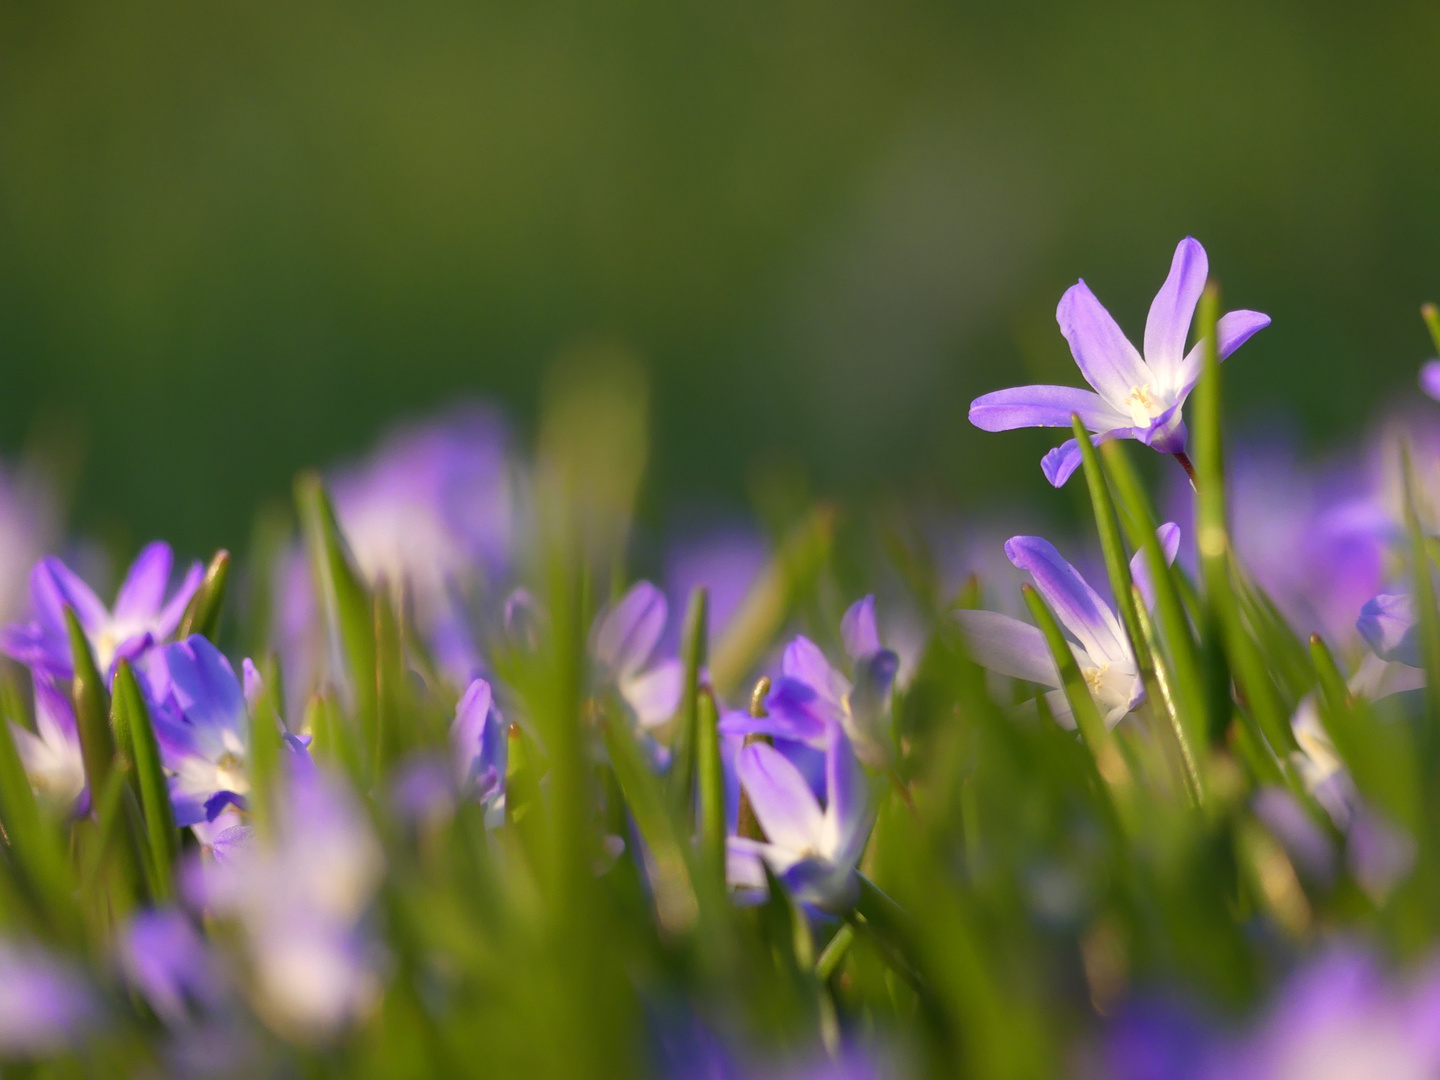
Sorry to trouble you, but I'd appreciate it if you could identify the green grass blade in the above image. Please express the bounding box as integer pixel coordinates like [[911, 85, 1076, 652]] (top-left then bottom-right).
[[295, 471, 376, 725], [668, 586, 709, 818], [178, 549, 231, 641], [113, 660, 178, 901], [66, 607, 115, 798], [695, 686, 726, 885], [599, 709, 700, 937], [0, 710, 81, 944], [1401, 445, 1440, 723]]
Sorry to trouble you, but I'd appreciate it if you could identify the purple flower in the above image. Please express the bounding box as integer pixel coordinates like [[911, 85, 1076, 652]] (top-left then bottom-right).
[[0, 940, 96, 1057], [188, 762, 383, 1042], [1357, 592, 1420, 667], [954, 526, 1179, 728], [719, 597, 900, 769], [331, 403, 516, 681], [0, 542, 201, 680], [10, 673, 85, 815], [1216, 946, 1440, 1080], [726, 719, 872, 911], [1165, 437, 1387, 646], [450, 677, 508, 824], [969, 238, 1269, 486], [592, 581, 684, 729], [0, 459, 59, 629], [142, 636, 255, 828], [1421, 360, 1440, 402], [119, 908, 225, 1025]]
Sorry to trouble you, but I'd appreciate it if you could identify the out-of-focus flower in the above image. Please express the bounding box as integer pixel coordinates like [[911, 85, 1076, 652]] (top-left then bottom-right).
[[142, 636, 255, 828], [1, 542, 201, 679], [662, 526, 768, 649], [11, 673, 85, 815], [1357, 592, 1419, 667], [331, 404, 516, 680], [1420, 360, 1440, 402], [970, 237, 1269, 486], [451, 677, 508, 824], [1165, 438, 1386, 647], [726, 719, 872, 911], [1215, 946, 1440, 1080], [0, 940, 97, 1057], [189, 761, 383, 1042], [719, 596, 900, 769], [954, 527, 1179, 728], [119, 908, 226, 1025], [592, 581, 683, 729], [0, 460, 59, 629]]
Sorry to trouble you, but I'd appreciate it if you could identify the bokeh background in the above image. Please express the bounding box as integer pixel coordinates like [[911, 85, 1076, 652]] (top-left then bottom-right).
[[2, 0, 1438, 556]]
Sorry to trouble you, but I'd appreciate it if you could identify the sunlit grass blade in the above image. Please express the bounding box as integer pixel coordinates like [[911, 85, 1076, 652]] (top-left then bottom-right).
[[695, 686, 726, 885], [1132, 583, 1203, 803], [1102, 441, 1211, 752], [373, 588, 404, 778], [1072, 418, 1147, 670], [113, 659, 178, 901], [1400, 445, 1440, 724], [66, 607, 115, 797], [178, 548, 231, 641], [598, 707, 699, 937], [247, 656, 286, 839], [295, 471, 376, 724], [667, 586, 708, 817]]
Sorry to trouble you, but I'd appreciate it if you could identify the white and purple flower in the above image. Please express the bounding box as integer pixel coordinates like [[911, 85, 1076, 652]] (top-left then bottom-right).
[[1, 542, 201, 679], [591, 581, 684, 730], [10, 673, 86, 815], [954, 526, 1179, 729], [970, 237, 1269, 486]]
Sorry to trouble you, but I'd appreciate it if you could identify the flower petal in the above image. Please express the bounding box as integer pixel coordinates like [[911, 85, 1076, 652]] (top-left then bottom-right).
[[840, 595, 882, 661], [1056, 279, 1152, 411], [592, 581, 667, 678], [1005, 535, 1129, 666], [1422, 360, 1440, 403], [1357, 593, 1419, 667], [155, 562, 205, 639], [1129, 522, 1182, 610], [1041, 440, 1084, 487], [781, 636, 850, 710], [30, 557, 108, 638], [1175, 309, 1271, 393], [113, 542, 174, 622], [969, 385, 1128, 433], [823, 720, 872, 868], [1143, 237, 1208, 379], [736, 740, 825, 854], [621, 658, 683, 729], [952, 610, 1060, 687]]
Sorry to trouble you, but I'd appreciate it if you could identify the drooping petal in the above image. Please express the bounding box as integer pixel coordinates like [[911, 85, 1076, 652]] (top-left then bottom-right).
[[592, 581, 667, 678], [1421, 360, 1440, 403], [1005, 536, 1129, 666], [1129, 522, 1183, 610], [736, 740, 825, 854], [952, 610, 1061, 687], [113, 542, 174, 622], [1143, 237, 1208, 378], [840, 595, 882, 661], [1056, 279, 1152, 411], [450, 677, 494, 785], [969, 385, 1128, 433], [1042, 440, 1084, 488], [1175, 309, 1271, 394], [621, 658, 683, 729]]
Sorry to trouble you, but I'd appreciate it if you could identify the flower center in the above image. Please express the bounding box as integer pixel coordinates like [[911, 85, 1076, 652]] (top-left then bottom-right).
[[1124, 384, 1166, 426], [215, 751, 249, 794], [1082, 663, 1110, 693]]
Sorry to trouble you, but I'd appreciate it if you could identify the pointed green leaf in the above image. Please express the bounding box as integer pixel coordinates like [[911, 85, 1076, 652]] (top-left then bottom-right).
[[65, 606, 115, 798], [178, 549, 231, 641], [695, 685, 725, 885], [668, 586, 708, 817], [113, 660, 178, 901]]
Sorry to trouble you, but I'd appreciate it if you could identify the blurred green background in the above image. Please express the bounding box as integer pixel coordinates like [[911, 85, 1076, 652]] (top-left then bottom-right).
[[2, 0, 1438, 555]]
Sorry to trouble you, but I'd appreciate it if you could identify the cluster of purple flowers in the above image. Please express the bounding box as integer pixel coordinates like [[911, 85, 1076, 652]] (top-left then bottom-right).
[[5, 235, 1440, 1077]]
